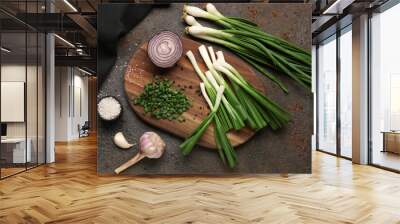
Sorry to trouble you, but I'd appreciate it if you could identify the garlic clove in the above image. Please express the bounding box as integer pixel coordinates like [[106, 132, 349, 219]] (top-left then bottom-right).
[[113, 132, 135, 149]]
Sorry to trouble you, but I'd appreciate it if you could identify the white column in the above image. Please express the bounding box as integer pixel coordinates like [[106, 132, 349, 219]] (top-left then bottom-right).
[[352, 14, 369, 164], [46, 32, 55, 163], [45, 0, 56, 163], [312, 45, 317, 151]]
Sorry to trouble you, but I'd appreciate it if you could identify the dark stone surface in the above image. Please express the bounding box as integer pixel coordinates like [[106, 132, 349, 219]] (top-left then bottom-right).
[[97, 3, 312, 175]]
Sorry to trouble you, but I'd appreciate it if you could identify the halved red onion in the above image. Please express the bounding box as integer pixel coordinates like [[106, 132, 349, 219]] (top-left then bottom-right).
[[147, 31, 183, 68]]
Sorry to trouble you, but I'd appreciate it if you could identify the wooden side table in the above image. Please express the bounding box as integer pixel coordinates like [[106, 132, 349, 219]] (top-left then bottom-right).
[[382, 131, 400, 154]]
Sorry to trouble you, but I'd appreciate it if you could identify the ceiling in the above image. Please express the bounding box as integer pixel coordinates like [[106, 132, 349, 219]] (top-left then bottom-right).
[[0, 0, 110, 73], [1, 32, 45, 64], [311, 0, 390, 42]]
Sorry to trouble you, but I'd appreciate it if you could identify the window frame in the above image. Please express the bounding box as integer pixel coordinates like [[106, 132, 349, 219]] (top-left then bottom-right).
[[315, 23, 353, 161], [0, 1, 48, 180], [367, 0, 400, 173]]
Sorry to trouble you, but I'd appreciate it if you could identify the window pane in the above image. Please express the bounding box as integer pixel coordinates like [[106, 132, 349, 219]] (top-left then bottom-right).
[[27, 31, 38, 169], [340, 28, 352, 158], [318, 36, 337, 154], [1, 31, 28, 177], [371, 3, 400, 171]]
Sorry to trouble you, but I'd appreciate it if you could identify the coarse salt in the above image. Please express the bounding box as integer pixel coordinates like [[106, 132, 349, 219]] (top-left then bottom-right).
[[98, 96, 122, 121]]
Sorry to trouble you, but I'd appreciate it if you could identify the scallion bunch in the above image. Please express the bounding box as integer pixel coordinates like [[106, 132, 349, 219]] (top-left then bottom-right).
[[182, 4, 311, 93], [180, 46, 290, 168]]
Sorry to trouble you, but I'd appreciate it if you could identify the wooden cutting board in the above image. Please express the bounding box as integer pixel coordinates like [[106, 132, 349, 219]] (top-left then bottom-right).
[[124, 37, 265, 149]]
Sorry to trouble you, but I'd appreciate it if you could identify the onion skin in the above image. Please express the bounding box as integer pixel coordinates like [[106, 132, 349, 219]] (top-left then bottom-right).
[[148, 31, 183, 68]]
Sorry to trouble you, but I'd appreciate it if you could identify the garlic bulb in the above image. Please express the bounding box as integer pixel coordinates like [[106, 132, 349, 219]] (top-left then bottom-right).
[[139, 132, 165, 158], [114, 132, 166, 174], [113, 132, 135, 149]]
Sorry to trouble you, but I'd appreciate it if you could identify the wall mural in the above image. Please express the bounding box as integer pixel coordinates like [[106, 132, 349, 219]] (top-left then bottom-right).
[[97, 3, 312, 175]]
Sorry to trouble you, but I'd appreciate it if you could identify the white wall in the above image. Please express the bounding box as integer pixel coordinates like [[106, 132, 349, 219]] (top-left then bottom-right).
[[1, 65, 26, 137], [72, 73, 89, 138], [1, 64, 42, 138], [1, 64, 46, 164], [312, 45, 317, 151], [55, 66, 69, 141], [54, 67, 89, 141]]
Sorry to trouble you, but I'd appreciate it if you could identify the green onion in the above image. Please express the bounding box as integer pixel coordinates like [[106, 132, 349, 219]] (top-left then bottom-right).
[[182, 46, 291, 168], [214, 115, 237, 168], [199, 45, 244, 113], [214, 54, 290, 128], [180, 84, 225, 156], [181, 82, 237, 168], [203, 3, 309, 56], [204, 71, 245, 130], [213, 50, 268, 130], [199, 45, 247, 125], [186, 50, 231, 132], [185, 30, 289, 93], [183, 5, 312, 92]]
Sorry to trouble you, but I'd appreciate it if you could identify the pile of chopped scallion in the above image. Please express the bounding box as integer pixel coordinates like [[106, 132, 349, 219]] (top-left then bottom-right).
[[133, 78, 191, 121]]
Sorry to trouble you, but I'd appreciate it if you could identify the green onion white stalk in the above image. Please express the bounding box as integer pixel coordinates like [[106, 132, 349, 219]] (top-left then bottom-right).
[[182, 14, 203, 27], [185, 26, 289, 92], [189, 48, 244, 131], [205, 3, 223, 18], [186, 50, 231, 131], [205, 46, 266, 130], [203, 3, 308, 56], [183, 5, 217, 20], [200, 83, 213, 109], [183, 5, 232, 29], [208, 46, 217, 64], [199, 45, 248, 122]]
